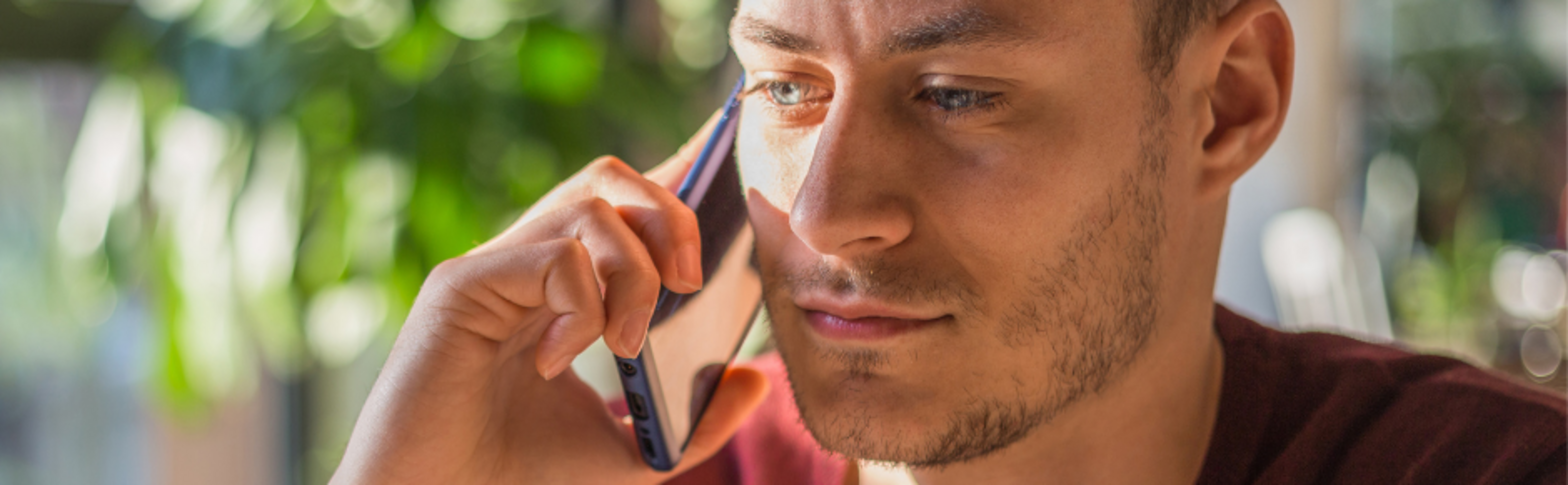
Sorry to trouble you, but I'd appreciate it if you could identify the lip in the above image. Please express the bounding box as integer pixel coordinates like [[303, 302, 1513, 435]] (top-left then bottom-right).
[[795, 294, 947, 341]]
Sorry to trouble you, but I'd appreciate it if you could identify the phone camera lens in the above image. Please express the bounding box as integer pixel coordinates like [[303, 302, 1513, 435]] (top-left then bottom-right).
[[619, 362, 638, 377]]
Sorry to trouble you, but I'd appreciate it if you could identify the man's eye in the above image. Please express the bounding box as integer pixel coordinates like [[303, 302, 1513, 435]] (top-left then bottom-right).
[[767, 82, 810, 106], [922, 88, 1000, 111]]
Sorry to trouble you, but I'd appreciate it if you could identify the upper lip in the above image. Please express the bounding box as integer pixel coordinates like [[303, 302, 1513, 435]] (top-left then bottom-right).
[[794, 292, 946, 321]]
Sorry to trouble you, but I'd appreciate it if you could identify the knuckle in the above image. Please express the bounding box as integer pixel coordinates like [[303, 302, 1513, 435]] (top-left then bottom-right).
[[586, 156, 631, 177], [645, 183, 694, 222], [423, 257, 480, 298], [628, 258, 661, 285], [596, 249, 645, 278], [544, 237, 591, 264], [585, 196, 619, 217], [429, 257, 467, 281], [622, 193, 690, 231], [568, 196, 617, 220], [647, 204, 699, 242], [550, 159, 619, 198], [671, 204, 699, 232]]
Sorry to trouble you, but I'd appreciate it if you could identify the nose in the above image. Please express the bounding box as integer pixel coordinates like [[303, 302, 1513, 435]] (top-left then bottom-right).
[[788, 93, 916, 259]]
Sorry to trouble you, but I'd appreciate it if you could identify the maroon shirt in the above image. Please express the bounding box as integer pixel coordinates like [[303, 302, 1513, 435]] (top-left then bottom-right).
[[666, 304, 1567, 484]]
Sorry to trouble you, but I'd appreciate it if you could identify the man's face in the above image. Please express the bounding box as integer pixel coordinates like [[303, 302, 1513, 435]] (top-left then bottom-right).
[[732, 0, 1177, 466]]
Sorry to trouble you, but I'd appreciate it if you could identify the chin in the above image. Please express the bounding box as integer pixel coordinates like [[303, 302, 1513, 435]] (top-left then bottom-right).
[[761, 288, 1068, 466], [773, 326, 1058, 467], [774, 337, 944, 463], [790, 371, 929, 461]]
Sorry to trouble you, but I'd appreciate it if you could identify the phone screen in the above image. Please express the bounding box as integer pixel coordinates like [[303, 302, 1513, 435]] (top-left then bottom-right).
[[618, 78, 759, 471], [644, 133, 756, 452]]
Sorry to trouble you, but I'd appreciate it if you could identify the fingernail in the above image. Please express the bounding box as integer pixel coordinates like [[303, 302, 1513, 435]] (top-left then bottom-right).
[[619, 308, 651, 356], [678, 243, 702, 290]]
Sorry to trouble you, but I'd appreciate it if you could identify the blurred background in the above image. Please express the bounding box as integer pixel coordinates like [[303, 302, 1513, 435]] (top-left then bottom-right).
[[0, 0, 1562, 482]]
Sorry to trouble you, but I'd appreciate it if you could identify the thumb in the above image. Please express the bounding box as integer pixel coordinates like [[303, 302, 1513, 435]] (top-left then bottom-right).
[[646, 108, 726, 192], [659, 366, 770, 476]]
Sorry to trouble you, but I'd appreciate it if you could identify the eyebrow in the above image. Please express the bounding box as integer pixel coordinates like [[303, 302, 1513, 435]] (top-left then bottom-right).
[[732, 15, 819, 53], [884, 7, 1036, 56], [731, 7, 1041, 57]]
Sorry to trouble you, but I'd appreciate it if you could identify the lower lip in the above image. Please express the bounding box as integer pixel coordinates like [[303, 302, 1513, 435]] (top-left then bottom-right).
[[805, 311, 941, 341]]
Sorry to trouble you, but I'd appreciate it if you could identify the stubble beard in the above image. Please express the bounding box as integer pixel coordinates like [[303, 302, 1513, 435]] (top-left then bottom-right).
[[764, 106, 1173, 469]]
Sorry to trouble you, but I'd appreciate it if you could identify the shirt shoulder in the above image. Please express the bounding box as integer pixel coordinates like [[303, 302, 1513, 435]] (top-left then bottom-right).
[[1204, 305, 1568, 485]]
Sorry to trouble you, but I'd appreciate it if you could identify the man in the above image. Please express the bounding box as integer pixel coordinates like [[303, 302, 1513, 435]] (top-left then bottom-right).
[[331, 0, 1568, 483]]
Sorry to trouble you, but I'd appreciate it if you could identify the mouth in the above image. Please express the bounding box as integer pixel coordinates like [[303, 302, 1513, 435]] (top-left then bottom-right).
[[795, 294, 949, 341]]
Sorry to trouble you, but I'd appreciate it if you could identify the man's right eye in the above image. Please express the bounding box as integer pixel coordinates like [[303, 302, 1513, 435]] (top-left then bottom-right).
[[764, 81, 811, 106]]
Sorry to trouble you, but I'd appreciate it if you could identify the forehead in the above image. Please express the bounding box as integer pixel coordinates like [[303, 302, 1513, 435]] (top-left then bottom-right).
[[731, 0, 1115, 57]]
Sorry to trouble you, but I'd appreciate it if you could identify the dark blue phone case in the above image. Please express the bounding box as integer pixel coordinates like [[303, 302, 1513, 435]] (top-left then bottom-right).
[[615, 76, 751, 471]]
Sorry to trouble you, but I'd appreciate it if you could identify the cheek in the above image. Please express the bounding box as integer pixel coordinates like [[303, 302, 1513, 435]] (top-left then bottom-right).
[[745, 187, 792, 272], [909, 110, 1144, 314], [736, 100, 816, 212]]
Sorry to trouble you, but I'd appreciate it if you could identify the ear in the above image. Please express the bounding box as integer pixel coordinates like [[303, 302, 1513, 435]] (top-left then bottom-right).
[[1188, 0, 1294, 201]]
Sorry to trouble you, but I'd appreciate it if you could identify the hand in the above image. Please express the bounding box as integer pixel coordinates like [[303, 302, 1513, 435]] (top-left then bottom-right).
[[331, 112, 770, 484]]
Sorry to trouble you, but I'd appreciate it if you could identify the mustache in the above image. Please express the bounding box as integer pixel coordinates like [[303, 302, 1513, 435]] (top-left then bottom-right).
[[764, 255, 982, 311]]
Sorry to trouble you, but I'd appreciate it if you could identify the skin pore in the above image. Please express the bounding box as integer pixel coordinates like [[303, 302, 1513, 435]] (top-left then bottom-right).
[[729, 0, 1289, 482]]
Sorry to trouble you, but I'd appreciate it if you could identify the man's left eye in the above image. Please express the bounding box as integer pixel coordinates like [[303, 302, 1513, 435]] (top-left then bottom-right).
[[922, 88, 1000, 111]]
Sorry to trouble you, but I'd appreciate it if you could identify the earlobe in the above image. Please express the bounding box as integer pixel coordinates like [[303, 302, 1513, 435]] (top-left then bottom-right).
[[1192, 0, 1294, 201]]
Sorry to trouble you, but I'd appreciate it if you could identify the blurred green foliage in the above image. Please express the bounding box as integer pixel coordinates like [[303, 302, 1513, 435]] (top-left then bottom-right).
[[80, 0, 736, 417], [2, 0, 740, 478], [1360, 0, 1566, 360]]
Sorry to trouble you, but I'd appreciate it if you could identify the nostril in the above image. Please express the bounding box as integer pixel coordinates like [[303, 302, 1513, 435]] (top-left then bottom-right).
[[788, 198, 914, 258]]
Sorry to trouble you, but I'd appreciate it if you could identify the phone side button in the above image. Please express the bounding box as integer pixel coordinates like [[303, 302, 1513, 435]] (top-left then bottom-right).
[[627, 393, 650, 420]]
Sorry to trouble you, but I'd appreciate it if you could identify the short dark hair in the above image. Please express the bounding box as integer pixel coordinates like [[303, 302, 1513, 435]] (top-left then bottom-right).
[[1140, 0, 1229, 84]]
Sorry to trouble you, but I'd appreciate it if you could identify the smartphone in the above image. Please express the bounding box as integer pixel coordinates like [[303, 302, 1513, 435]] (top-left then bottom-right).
[[615, 77, 760, 472]]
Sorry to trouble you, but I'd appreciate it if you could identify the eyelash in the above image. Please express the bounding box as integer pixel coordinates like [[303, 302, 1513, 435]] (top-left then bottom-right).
[[914, 87, 1007, 122], [745, 81, 827, 120], [745, 80, 1007, 123]]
